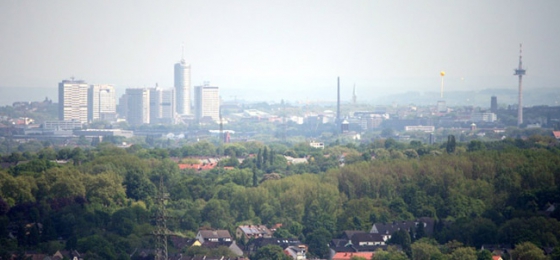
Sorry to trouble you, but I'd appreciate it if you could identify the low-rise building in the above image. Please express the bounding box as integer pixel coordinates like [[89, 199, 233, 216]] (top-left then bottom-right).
[[235, 225, 272, 242], [196, 229, 232, 244]]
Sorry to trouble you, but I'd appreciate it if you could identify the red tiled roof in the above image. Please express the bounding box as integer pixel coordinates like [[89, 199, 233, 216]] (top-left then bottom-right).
[[553, 131, 560, 139], [178, 163, 217, 171], [333, 252, 375, 260]]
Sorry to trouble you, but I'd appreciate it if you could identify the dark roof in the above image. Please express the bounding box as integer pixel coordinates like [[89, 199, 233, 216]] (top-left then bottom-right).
[[200, 241, 234, 249], [198, 229, 232, 239], [342, 230, 366, 240], [329, 239, 397, 253], [169, 236, 197, 249], [370, 217, 434, 236], [351, 233, 385, 244], [247, 237, 301, 249]]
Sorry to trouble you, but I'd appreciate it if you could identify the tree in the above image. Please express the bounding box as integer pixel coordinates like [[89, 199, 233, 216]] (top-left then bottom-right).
[[252, 245, 291, 260], [306, 227, 331, 259], [372, 247, 409, 260], [446, 135, 456, 154], [476, 250, 492, 260], [411, 240, 444, 260], [256, 148, 263, 170], [551, 245, 560, 260], [510, 241, 547, 260], [263, 146, 269, 168], [252, 166, 258, 187], [450, 247, 477, 260], [388, 229, 412, 257]]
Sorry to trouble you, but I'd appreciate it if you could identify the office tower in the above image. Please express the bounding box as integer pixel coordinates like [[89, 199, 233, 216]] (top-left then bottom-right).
[[126, 88, 150, 126], [88, 84, 116, 122], [490, 96, 498, 113], [117, 94, 128, 119], [149, 86, 175, 124], [194, 82, 220, 122], [174, 54, 191, 115], [58, 78, 89, 123]]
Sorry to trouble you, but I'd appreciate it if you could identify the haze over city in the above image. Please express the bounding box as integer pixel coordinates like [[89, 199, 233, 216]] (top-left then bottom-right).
[[1, 0, 560, 105]]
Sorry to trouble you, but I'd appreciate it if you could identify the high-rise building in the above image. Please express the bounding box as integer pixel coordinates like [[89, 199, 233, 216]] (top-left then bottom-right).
[[490, 96, 498, 113], [194, 83, 220, 122], [58, 78, 89, 123], [149, 86, 175, 124], [125, 88, 150, 126], [175, 56, 191, 115], [117, 94, 128, 119], [88, 84, 116, 122]]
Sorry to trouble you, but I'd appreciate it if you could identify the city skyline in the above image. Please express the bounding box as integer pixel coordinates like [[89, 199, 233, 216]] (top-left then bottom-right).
[[1, 1, 560, 103]]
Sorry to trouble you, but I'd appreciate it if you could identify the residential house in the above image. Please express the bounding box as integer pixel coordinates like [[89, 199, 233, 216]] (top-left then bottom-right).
[[329, 230, 391, 259], [370, 217, 434, 241], [284, 245, 307, 260], [200, 241, 244, 257], [552, 131, 560, 140], [480, 244, 512, 258], [235, 225, 273, 242], [169, 236, 199, 251], [196, 229, 232, 244]]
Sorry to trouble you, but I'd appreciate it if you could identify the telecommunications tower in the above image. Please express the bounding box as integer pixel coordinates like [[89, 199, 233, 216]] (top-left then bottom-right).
[[514, 44, 526, 127]]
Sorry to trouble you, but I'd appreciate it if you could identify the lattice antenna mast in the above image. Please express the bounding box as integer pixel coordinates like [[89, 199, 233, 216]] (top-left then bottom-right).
[[514, 43, 526, 127], [154, 173, 170, 260]]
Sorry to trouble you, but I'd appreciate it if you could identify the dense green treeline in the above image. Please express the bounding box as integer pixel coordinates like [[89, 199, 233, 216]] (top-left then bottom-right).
[[1, 137, 560, 259]]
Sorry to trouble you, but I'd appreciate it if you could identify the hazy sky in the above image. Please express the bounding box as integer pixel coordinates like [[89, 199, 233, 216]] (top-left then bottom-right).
[[1, 0, 559, 102]]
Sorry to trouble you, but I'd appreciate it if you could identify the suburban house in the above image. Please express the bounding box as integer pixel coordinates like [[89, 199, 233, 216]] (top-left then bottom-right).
[[200, 241, 244, 257], [196, 229, 232, 244], [553, 131, 560, 140], [169, 236, 200, 250], [329, 230, 391, 258], [480, 244, 512, 258], [370, 217, 434, 241], [284, 245, 307, 260], [235, 225, 273, 242]]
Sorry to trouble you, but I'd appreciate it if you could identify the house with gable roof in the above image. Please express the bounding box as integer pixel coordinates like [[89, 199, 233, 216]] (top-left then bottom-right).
[[235, 224, 273, 242], [329, 230, 392, 259], [370, 217, 434, 241], [196, 229, 232, 244]]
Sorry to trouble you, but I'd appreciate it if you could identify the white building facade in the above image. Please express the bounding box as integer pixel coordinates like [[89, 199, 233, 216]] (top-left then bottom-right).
[[88, 84, 116, 122], [194, 83, 220, 122], [174, 59, 191, 115], [58, 79, 89, 123], [149, 87, 175, 124], [126, 88, 150, 126]]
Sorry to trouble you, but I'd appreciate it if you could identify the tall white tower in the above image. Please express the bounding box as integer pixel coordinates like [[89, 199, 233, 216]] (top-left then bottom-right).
[[174, 49, 191, 115], [514, 44, 526, 127], [59, 78, 89, 123]]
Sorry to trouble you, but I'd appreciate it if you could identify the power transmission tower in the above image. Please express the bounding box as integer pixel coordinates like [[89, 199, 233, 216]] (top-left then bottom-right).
[[154, 174, 170, 260]]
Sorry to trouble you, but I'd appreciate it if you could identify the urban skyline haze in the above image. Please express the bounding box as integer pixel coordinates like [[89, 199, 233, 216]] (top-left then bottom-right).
[[1, 0, 559, 104]]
